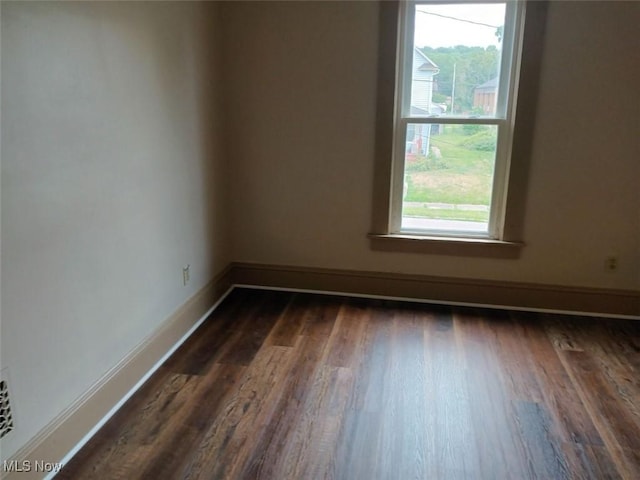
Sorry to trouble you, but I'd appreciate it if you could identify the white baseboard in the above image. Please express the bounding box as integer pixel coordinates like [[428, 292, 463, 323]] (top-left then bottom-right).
[[1, 268, 233, 480]]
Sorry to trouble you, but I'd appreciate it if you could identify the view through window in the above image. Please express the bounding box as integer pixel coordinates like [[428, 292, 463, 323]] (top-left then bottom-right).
[[395, 2, 522, 238]]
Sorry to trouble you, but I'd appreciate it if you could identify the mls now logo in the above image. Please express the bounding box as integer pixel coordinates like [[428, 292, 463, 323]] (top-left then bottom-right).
[[3, 460, 63, 473]]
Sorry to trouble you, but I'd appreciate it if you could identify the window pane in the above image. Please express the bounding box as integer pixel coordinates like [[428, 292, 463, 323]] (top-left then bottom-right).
[[411, 3, 506, 117], [401, 123, 497, 234]]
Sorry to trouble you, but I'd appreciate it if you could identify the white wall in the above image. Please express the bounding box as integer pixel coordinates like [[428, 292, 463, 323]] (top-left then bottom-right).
[[1, 1, 227, 459], [223, 1, 640, 291]]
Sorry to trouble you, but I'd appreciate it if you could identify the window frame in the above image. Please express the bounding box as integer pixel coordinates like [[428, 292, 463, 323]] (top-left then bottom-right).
[[369, 0, 549, 256], [389, 0, 527, 240]]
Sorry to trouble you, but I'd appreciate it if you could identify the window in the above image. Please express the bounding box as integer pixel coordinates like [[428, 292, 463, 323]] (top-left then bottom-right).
[[388, 1, 525, 240]]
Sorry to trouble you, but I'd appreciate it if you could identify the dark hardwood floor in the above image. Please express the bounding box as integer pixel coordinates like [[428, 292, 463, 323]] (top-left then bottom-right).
[[59, 288, 640, 479]]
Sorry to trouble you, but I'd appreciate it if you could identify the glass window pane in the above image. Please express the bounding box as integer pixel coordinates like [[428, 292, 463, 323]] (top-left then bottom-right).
[[411, 3, 506, 117], [401, 123, 497, 234]]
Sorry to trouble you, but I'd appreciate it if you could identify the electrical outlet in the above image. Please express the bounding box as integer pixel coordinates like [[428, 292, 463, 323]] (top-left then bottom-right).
[[183, 265, 190, 286], [605, 255, 618, 272]]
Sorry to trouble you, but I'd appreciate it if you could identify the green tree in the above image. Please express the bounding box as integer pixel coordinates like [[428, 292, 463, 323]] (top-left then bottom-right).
[[420, 45, 500, 114]]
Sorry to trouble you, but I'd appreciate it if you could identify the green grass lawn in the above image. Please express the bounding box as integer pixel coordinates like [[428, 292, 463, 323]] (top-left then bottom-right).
[[402, 206, 488, 222], [403, 125, 496, 221]]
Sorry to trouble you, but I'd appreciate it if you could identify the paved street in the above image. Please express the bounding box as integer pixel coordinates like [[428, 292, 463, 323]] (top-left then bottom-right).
[[401, 201, 489, 233], [401, 216, 488, 233]]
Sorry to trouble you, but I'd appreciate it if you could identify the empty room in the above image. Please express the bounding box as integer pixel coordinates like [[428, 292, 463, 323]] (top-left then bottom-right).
[[1, 0, 639, 479]]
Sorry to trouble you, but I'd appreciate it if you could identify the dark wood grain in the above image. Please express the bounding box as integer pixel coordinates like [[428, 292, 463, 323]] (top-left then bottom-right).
[[59, 289, 640, 480]]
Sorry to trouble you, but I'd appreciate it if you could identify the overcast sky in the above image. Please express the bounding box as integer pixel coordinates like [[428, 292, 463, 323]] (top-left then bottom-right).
[[414, 4, 506, 49]]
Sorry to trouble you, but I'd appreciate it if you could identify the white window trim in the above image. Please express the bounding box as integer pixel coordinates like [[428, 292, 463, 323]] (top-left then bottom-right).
[[389, 0, 527, 240]]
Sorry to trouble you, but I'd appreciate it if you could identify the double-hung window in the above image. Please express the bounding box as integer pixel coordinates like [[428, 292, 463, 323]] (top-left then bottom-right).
[[389, 1, 526, 240]]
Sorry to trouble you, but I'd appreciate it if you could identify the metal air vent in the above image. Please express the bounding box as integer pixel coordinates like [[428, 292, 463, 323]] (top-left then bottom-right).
[[0, 379, 15, 439]]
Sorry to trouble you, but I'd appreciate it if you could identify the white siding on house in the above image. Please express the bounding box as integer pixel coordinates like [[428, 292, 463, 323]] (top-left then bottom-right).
[[411, 48, 438, 111]]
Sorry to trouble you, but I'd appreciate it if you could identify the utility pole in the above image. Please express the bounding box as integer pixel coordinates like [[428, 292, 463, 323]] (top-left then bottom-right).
[[451, 62, 456, 115]]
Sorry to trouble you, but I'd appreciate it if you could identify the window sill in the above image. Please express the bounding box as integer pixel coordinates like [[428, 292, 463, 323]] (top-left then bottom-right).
[[368, 233, 524, 258]]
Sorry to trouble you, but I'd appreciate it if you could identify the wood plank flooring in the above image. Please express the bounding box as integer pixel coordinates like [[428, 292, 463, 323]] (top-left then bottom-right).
[[58, 288, 640, 479]]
